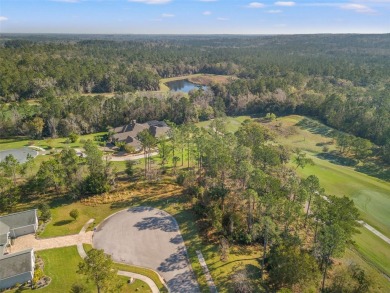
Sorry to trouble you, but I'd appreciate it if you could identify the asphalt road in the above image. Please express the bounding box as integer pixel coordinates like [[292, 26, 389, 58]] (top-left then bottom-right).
[[93, 207, 200, 293]]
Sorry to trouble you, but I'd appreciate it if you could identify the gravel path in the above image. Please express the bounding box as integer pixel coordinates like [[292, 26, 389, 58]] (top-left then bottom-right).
[[196, 250, 218, 293], [357, 220, 390, 245]]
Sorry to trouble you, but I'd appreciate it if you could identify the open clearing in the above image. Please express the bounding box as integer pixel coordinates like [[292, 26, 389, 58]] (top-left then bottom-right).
[[93, 207, 200, 293]]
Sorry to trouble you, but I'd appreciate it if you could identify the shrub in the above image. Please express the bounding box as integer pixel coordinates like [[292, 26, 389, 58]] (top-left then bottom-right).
[[70, 282, 90, 293], [125, 161, 136, 178], [69, 132, 79, 143], [39, 203, 51, 222], [69, 209, 79, 221], [124, 144, 136, 154]]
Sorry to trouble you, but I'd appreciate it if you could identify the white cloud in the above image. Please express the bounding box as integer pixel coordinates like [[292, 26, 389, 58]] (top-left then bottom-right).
[[246, 2, 265, 8], [129, 0, 171, 4], [0, 16, 8, 22], [341, 3, 375, 13], [217, 17, 229, 21], [162, 13, 174, 17], [275, 1, 295, 6], [203, 11, 212, 15], [267, 9, 282, 13]]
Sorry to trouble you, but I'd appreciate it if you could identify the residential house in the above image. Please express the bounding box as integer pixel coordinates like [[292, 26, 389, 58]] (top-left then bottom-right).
[[0, 210, 39, 290], [111, 120, 170, 151], [0, 248, 35, 290]]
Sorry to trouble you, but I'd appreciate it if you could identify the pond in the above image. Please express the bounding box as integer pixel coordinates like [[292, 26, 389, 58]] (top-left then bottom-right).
[[166, 79, 206, 93], [0, 147, 38, 163]]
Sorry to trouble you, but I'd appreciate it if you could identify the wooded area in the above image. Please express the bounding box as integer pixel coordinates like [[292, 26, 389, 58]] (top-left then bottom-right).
[[0, 34, 389, 292]]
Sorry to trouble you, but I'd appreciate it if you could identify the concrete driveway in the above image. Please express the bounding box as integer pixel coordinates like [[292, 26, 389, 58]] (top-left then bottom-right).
[[93, 207, 200, 293]]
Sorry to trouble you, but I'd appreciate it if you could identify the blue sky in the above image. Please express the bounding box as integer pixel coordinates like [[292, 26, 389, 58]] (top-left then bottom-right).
[[0, 0, 389, 34]]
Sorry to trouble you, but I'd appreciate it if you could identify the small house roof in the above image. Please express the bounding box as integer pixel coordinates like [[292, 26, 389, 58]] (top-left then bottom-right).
[[0, 210, 37, 230], [0, 248, 34, 280]]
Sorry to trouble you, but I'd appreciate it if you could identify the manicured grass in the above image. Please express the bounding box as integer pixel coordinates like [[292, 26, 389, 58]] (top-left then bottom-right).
[[36, 246, 151, 293], [37, 246, 94, 293], [353, 227, 390, 276], [40, 199, 122, 237], [297, 154, 390, 238], [0, 132, 107, 151], [84, 244, 157, 292], [114, 263, 167, 293], [196, 115, 253, 133]]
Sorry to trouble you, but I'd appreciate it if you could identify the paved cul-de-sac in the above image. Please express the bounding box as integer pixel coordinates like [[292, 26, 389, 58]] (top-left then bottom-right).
[[93, 206, 200, 293]]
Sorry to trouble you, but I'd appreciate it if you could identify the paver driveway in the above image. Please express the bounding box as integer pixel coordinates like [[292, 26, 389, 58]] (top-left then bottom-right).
[[93, 207, 200, 293]]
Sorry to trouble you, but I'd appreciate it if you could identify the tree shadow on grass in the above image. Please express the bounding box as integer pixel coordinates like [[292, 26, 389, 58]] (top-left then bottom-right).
[[316, 152, 358, 167], [53, 219, 73, 226], [128, 206, 154, 213], [355, 163, 390, 181], [295, 118, 336, 138]]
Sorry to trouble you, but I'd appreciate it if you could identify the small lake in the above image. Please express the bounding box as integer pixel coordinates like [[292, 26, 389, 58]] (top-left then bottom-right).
[[0, 147, 38, 163], [166, 79, 206, 93]]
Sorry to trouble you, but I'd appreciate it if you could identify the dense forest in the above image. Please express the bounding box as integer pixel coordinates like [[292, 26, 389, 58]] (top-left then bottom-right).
[[1, 34, 389, 162]]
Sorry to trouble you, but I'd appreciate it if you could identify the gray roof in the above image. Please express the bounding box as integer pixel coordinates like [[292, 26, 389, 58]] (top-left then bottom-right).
[[112, 121, 170, 150], [0, 248, 34, 280], [0, 210, 37, 230]]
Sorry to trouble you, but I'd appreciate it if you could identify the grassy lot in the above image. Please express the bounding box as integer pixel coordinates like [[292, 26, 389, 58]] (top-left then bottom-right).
[[196, 115, 253, 133], [37, 246, 94, 293], [353, 227, 390, 276], [84, 244, 161, 292], [36, 246, 150, 293], [0, 132, 107, 152], [297, 154, 390, 238]]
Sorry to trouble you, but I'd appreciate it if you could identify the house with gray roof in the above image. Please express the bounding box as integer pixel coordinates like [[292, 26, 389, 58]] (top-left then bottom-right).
[[111, 120, 170, 151], [0, 210, 38, 255], [0, 248, 35, 290]]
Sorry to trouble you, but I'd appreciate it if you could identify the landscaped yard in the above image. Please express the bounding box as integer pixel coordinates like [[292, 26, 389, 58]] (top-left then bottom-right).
[[35, 246, 151, 293]]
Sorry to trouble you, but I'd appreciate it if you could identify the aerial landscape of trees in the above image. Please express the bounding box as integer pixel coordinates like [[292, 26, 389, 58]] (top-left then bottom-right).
[[0, 33, 389, 292]]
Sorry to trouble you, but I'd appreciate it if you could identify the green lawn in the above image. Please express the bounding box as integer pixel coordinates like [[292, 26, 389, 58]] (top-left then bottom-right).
[[0, 132, 107, 151], [297, 154, 390, 238], [196, 115, 253, 133], [353, 227, 390, 276], [35, 246, 151, 293], [37, 246, 94, 293]]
